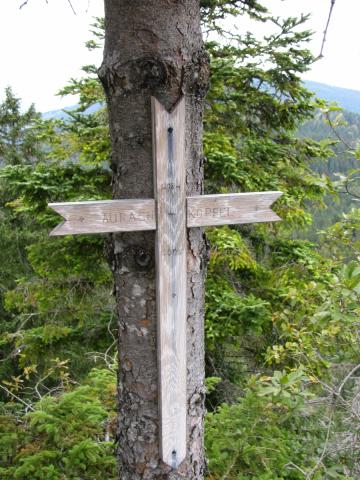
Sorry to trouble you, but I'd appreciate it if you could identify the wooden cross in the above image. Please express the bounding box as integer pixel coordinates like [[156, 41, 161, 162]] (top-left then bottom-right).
[[48, 97, 282, 468]]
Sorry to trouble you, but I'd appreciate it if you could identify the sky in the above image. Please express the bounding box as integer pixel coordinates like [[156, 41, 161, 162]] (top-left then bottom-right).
[[0, 0, 359, 113]]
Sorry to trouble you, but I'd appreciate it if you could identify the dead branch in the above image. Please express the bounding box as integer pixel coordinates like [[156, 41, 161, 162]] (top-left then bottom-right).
[[316, 0, 337, 60]]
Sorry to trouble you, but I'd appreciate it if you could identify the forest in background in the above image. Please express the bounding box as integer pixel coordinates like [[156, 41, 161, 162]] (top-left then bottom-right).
[[1, 1, 360, 479], [298, 109, 360, 240]]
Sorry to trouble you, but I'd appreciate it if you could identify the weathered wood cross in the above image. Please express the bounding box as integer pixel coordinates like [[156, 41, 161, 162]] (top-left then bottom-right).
[[48, 97, 282, 468]]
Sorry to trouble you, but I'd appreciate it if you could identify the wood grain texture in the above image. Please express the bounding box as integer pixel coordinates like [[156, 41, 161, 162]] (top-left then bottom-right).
[[48, 199, 156, 236], [152, 96, 187, 468], [187, 192, 283, 227]]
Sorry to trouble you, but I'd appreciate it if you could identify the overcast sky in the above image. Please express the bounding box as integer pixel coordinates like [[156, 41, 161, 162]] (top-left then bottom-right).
[[1, 0, 359, 112]]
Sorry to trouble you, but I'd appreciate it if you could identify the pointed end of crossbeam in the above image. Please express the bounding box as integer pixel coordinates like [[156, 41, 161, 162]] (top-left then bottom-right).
[[49, 220, 67, 237], [269, 212, 282, 222], [187, 191, 284, 228], [48, 203, 68, 236], [269, 191, 283, 221]]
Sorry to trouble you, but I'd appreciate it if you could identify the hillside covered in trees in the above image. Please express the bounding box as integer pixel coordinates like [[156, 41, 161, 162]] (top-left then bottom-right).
[[1, 1, 360, 479], [305, 80, 360, 115], [298, 108, 360, 239]]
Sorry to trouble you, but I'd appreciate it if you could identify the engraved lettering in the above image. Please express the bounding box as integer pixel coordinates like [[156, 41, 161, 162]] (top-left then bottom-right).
[[219, 207, 226, 217], [145, 212, 155, 221], [101, 210, 155, 224], [103, 212, 134, 224], [161, 183, 181, 191], [136, 212, 147, 222], [188, 208, 205, 218], [139, 211, 155, 222], [188, 205, 232, 220]]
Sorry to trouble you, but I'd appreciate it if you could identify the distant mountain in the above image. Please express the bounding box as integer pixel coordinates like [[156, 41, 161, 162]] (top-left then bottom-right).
[[297, 96, 360, 240], [42, 103, 103, 120], [42, 82, 360, 119], [304, 80, 360, 114], [42, 105, 77, 120]]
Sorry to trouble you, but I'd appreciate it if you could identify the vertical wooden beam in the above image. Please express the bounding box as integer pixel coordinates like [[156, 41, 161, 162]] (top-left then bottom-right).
[[152, 97, 187, 468]]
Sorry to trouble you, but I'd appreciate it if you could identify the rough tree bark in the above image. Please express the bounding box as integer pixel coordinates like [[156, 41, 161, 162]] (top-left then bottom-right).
[[98, 1, 209, 478]]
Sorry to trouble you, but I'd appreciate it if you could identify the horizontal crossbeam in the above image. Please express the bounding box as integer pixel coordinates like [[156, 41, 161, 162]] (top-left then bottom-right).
[[49, 199, 156, 236], [187, 192, 282, 227], [49, 192, 282, 236]]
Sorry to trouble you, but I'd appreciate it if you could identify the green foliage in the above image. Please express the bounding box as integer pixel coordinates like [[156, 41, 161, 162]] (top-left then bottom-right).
[[200, 0, 268, 27], [204, 30, 334, 225], [1, 3, 360, 479], [0, 159, 114, 397], [205, 385, 352, 479], [0, 77, 112, 411], [202, 0, 341, 387], [0, 368, 117, 480], [200, 7, 360, 477], [206, 276, 272, 346], [0, 49, 113, 397], [297, 107, 360, 239], [323, 208, 360, 261], [0, 162, 110, 216], [206, 392, 308, 479], [0, 87, 44, 166]]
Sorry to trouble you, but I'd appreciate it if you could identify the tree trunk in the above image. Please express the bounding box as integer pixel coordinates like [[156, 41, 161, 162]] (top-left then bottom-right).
[[99, 1, 209, 478]]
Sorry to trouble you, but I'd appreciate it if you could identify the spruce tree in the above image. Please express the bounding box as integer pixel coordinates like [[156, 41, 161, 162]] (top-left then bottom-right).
[[0, 87, 43, 165]]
